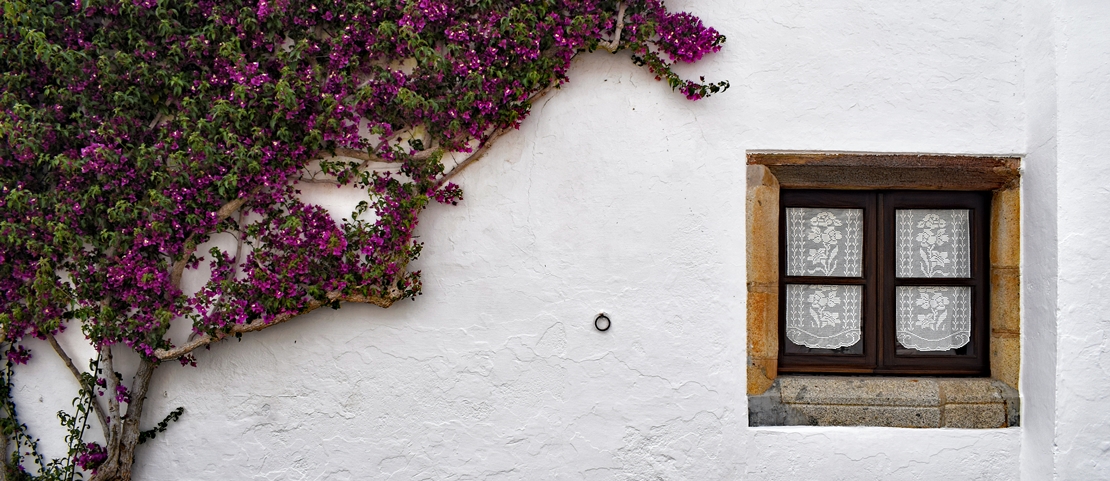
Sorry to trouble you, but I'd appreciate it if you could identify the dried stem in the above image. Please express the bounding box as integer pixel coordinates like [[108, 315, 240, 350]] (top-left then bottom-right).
[[0, 429, 6, 481], [313, 146, 438, 164], [45, 333, 109, 435]]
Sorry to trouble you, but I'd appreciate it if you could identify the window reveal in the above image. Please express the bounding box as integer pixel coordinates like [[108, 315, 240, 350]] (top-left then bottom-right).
[[778, 190, 990, 375]]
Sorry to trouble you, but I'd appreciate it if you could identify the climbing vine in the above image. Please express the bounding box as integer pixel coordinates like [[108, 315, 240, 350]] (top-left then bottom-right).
[[0, 0, 726, 479]]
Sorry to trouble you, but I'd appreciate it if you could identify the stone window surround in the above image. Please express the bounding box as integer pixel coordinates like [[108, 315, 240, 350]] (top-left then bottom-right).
[[745, 151, 1021, 428]]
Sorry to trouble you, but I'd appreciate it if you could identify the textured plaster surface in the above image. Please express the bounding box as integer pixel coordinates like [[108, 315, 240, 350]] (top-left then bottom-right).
[[1018, 0, 1059, 477], [1051, 0, 1110, 478], [9, 0, 1058, 479]]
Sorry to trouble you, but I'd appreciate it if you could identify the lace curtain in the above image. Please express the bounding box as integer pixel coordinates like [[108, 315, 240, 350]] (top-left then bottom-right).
[[785, 284, 862, 349], [786, 208, 863, 277], [896, 209, 970, 278], [896, 286, 971, 351]]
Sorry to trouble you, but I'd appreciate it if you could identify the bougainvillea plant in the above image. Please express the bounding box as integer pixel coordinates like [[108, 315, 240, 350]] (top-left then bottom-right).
[[0, 0, 726, 479]]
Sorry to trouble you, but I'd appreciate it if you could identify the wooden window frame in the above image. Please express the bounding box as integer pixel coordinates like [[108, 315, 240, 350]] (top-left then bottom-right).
[[778, 190, 991, 375]]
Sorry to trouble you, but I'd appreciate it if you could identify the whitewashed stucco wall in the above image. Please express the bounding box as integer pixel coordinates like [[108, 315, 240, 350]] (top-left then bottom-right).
[[13, 0, 1110, 479], [1050, 0, 1110, 478], [1020, 0, 1058, 477]]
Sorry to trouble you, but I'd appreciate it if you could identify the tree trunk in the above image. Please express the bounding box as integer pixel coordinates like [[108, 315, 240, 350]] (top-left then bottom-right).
[[90, 357, 158, 481]]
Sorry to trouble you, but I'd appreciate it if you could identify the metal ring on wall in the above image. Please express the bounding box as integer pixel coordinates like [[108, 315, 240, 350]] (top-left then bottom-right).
[[594, 313, 611, 332]]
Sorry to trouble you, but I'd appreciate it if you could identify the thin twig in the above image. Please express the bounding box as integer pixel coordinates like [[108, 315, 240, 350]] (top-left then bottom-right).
[[169, 190, 259, 291], [46, 333, 110, 435], [146, 113, 165, 130], [600, 2, 628, 53]]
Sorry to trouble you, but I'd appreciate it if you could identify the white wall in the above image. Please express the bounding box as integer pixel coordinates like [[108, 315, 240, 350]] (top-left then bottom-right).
[[1020, 0, 1059, 477], [1052, 0, 1110, 478], [17, 0, 1110, 479]]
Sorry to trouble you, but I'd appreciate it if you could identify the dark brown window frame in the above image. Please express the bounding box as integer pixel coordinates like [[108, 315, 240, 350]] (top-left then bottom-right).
[[778, 190, 991, 376]]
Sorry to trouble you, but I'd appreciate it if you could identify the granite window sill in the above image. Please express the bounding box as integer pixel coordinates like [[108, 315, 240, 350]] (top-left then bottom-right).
[[748, 375, 1020, 428]]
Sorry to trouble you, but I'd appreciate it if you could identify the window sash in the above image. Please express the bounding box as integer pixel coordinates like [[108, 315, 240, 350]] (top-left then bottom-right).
[[778, 190, 990, 375]]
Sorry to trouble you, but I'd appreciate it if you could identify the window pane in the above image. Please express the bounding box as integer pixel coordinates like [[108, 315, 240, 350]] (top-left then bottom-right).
[[895, 209, 971, 278], [785, 208, 863, 277], [896, 286, 971, 351], [785, 284, 862, 349]]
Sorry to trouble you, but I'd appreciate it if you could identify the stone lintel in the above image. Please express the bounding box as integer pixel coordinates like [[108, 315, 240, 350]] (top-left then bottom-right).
[[747, 152, 1021, 191]]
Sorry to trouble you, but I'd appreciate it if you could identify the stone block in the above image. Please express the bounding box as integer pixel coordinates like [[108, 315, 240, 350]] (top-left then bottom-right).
[[990, 187, 1021, 268], [943, 403, 1007, 429], [747, 357, 777, 396], [746, 164, 780, 397], [746, 290, 778, 359], [746, 165, 778, 285], [991, 335, 1021, 390], [788, 405, 940, 428], [749, 376, 1021, 428], [747, 384, 788, 426], [778, 376, 940, 407], [937, 378, 1004, 404], [990, 267, 1021, 334]]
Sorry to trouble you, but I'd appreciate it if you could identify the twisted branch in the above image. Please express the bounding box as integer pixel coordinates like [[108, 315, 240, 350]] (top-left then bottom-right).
[[600, 2, 628, 53], [103, 346, 121, 447]]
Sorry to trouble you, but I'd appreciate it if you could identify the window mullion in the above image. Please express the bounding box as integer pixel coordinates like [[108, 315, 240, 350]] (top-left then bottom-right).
[[873, 191, 886, 370]]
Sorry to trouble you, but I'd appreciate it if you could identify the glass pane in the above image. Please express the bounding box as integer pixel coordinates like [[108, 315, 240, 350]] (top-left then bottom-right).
[[785, 208, 863, 277], [895, 209, 971, 278], [785, 284, 862, 349], [896, 286, 971, 352]]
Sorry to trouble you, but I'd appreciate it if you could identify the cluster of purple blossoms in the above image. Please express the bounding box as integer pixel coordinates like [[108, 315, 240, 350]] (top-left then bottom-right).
[[0, 0, 725, 475], [1, 0, 725, 365]]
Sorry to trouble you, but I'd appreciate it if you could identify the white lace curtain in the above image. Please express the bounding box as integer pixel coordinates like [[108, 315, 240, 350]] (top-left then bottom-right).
[[896, 209, 970, 278], [786, 208, 863, 277], [785, 208, 973, 352], [896, 286, 972, 351], [785, 284, 862, 349]]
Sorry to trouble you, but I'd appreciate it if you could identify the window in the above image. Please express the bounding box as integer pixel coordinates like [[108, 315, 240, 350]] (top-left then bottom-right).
[[778, 190, 990, 375], [744, 152, 1021, 428]]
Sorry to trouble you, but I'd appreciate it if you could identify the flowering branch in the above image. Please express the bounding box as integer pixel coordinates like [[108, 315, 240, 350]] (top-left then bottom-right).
[[169, 192, 257, 291], [0, 1, 727, 478], [437, 80, 563, 186], [155, 291, 399, 362]]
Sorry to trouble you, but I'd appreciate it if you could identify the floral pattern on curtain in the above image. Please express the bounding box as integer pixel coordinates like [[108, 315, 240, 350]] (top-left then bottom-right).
[[785, 284, 862, 349], [786, 208, 863, 277]]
